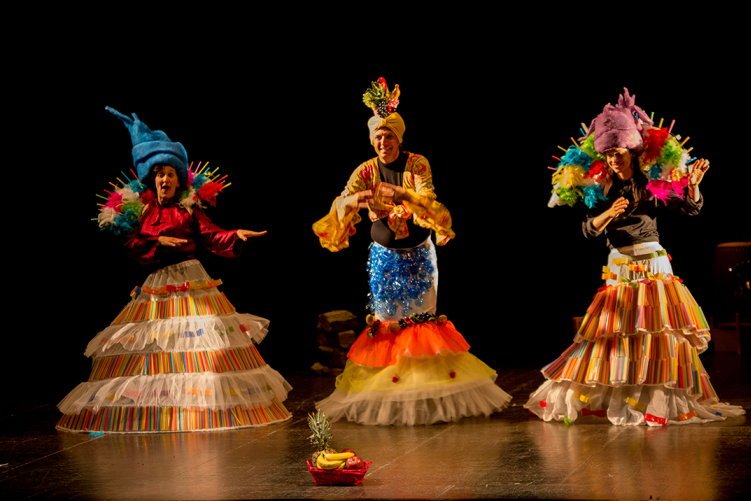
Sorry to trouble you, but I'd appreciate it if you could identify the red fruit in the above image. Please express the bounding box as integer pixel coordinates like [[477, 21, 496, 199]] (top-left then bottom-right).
[[345, 455, 366, 470], [341, 448, 355, 454]]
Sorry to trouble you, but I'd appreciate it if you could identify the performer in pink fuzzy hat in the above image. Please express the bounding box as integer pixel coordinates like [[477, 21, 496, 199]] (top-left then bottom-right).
[[529, 88, 746, 426], [589, 88, 652, 154]]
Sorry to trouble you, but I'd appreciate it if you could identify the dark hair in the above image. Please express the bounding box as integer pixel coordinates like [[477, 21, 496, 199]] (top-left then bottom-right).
[[629, 154, 649, 202], [144, 164, 185, 192], [608, 155, 649, 211]]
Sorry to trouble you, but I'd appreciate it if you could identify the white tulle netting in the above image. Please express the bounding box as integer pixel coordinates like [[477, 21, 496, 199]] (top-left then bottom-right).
[[318, 379, 511, 426], [142, 259, 214, 286], [59, 366, 291, 413], [525, 380, 745, 426], [86, 313, 269, 356], [316, 352, 511, 426], [57, 259, 292, 432]]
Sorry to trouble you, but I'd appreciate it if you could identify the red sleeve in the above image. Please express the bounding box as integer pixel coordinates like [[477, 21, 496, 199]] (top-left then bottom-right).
[[123, 204, 162, 264], [123, 204, 241, 264], [193, 208, 241, 258]]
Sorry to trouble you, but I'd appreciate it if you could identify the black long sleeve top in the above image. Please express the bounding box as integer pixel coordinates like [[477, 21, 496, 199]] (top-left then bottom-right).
[[582, 176, 703, 250]]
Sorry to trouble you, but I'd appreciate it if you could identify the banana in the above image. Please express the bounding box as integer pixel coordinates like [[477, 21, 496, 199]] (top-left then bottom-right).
[[316, 454, 345, 470], [323, 451, 355, 461]]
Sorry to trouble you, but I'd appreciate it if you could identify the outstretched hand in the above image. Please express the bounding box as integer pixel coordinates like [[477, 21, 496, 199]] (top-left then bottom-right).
[[158, 236, 189, 247], [236, 229, 268, 241]]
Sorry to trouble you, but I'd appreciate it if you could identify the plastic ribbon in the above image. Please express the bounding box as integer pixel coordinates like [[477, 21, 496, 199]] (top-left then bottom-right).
[[141, 279, 223, 296], [624, 397, 647, 411], [601, 266, 617, 280], [645, 413, 668, 426], [677, 411, 697, 421], [597, 273, 683, 289], [616, 249, 668, 262]]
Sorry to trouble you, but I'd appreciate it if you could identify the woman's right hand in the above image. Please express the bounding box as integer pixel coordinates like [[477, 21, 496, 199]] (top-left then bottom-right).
[[591, 196, 630, 233], [158, 236, 189, 247], [345, 190, 373, 210], [604, 197, 629, 219]]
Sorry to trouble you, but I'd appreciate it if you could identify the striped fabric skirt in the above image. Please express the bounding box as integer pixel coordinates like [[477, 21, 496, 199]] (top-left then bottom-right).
[[524, 242, 745, 426], [57, 259, 291, 433]]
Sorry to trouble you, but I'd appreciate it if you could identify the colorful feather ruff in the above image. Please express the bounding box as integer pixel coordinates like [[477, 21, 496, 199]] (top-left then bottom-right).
[[95, 161, 230, 234], [548, 121, 694, 209]]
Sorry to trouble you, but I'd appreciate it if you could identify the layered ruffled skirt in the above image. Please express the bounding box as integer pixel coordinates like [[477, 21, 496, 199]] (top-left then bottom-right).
[[316, 239, 511, 425], [524, 242, 745, 426], [57, 259, 292, 432]]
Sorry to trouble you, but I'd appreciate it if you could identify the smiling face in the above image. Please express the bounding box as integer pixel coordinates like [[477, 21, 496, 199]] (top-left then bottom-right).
[[372, 128, 401, 164], [604, 148, 634, 180], [154, 165, 180, 204]]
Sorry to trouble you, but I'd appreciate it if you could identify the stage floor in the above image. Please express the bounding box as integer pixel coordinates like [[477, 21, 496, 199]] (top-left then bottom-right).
[[2, 355, 750, 500]]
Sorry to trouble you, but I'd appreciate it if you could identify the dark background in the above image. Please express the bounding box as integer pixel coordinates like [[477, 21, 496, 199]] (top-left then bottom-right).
[[6, 37, 750, 410]]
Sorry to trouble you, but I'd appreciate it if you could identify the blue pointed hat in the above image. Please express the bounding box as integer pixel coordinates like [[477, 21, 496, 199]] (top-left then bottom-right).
[[106, 106, 188, 183]]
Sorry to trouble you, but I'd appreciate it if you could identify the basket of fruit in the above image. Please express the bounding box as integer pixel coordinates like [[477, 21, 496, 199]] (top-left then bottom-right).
[[307, 410, 371, 486]]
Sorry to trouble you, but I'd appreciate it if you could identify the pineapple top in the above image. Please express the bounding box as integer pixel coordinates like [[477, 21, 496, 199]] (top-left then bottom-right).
[[307, 410, 333, 451]]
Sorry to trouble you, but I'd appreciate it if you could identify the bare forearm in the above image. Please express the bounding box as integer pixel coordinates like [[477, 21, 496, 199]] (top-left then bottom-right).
[[589, 196, 629, 234], [687, 185, 701, 203], [591, 211, 616, 233]]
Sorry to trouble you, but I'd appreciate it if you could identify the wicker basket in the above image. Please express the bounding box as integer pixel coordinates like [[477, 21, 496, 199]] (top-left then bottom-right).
[[306, 459, 372, 486]]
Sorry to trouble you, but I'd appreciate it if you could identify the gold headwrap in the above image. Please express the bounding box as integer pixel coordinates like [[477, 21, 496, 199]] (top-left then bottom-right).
[[368, 112, 405, 144]]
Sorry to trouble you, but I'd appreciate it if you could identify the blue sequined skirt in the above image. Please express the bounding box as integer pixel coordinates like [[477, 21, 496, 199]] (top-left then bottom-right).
[[367, 238, 438, 321]]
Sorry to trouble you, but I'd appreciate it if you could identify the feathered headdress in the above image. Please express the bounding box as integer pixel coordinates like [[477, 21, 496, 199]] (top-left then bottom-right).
[[548, 88, 695, 208], [96, 107, 231, 235], [95, 161, 231, 235]]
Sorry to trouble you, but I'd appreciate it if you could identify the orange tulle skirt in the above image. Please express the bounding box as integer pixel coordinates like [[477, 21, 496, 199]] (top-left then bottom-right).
[[348, 320, 470, 367]]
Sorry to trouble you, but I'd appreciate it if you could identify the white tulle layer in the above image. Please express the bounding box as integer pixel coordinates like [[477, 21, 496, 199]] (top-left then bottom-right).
[[605, 242, 672, 286], [317, 379, 511, 426], [58, 366, 291, 414], [85, 313, 269, 356], [143, 259, 212, 286], [524, 380, 745, 426]]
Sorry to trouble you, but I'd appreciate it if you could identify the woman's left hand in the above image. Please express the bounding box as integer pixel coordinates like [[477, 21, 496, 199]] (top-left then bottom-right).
[[236, 229, 268, 241], [689, 158, 710, 188]]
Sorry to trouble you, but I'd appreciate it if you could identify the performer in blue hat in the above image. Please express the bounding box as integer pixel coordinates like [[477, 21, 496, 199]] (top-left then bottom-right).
[[57, 108, 292, 432]]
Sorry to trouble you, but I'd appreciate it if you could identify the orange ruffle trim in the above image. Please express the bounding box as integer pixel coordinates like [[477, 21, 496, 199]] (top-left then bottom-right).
[[348, 320, 470, 368]]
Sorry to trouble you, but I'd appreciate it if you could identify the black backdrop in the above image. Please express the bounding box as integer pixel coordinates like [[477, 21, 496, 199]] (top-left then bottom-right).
[[7, 40, 750, 410]]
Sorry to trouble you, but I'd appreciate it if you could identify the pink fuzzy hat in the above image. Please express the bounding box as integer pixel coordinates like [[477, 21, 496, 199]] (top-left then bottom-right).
[[589, 88, 653, 153]]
